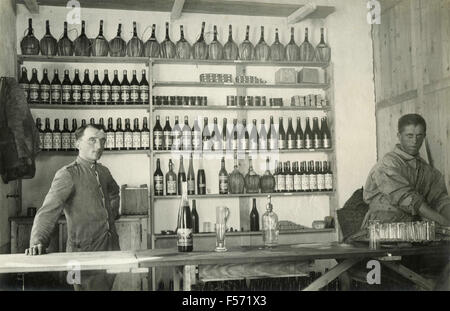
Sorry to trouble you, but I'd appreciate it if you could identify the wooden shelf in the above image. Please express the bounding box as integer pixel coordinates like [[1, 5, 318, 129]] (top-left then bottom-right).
[[152, 148, 334, 156], [153, 105, 330, 111], [29, 104, 149, 110], [18, 55, 149, 64], [37, 150, 149, 156], [153, 191, 334, 201], [154, 81, 329, 89], [151, 58, 329, 68]]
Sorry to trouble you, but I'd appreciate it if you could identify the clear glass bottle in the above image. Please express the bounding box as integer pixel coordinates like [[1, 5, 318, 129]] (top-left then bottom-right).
[[262, 195, 278, 247]]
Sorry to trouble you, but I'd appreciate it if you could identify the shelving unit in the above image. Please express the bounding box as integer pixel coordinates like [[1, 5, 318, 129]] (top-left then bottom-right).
[[153, 191, 335, 200]]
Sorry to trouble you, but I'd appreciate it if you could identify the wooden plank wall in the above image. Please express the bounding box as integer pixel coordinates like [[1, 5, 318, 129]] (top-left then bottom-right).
[[373, 0, 450, 191]]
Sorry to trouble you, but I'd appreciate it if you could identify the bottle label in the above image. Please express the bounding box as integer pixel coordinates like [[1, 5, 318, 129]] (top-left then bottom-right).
[[81, 85, 91, 102], [124, 132, 133, 148], [52, 133, 62, 149], [313, 137, 322, 149], [115, 133, 124, 149], [61, 133, 71, 149], [325, 174, 333, 190], [249, 140, 258, 150], [286, 175, 294, 191], [167, 180, 177, 194], [192, 133, 202, 150], [302, 175, 310, 191], [219, 176, 229, 193], [141, 132, 150, 148], [72, 85, 81, 101], [259, 139, 267, 151], [70, 133, 77, 149], [213, 139, 221, 151], [29, 84, 39, 101], [177, 228, 193, 247], [277, 175, 286, 191], [132, 132, 141, 148], [187, 180, 195, 193], [288, 139, 296, 149], [323, 138, 331, 149], [130, 86, 139, 101], [231, 139, 238, 150], [92, 85, 101, 102], [20, 83, 29, 99], [278, 139, 286, 150], [163, 132, 172, 149], [154, 176, 163, 192], [111, 86, 120, 102], [140, 85, 149, 102], [38, 133, 44, 149], [305, 138, 313, 149], [101, 85, 111, 102], [62, 85, 71, 102], [172, 132, 181, 150], [43, 133, 52, 149], [39, 85, 50, 101], [294, 174, 301, 191], [182, 132, 192, 150], [51, 85, 61, 103], [240, 138, 249, 150], [309, 175, 318, 191], [297, 138, 305, 149], [154, 132, 163, 149], [269, 138, 277, 150], [317, 174, 325, 190], [120, 86, 130, 102]]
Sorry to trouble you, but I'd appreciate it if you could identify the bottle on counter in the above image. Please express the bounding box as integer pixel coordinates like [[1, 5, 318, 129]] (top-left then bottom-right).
[[191, 199, 199, 234], [250, 198, 260, 232], [262, 195, 278, 247], [177, 182, 193, 252], [166, 159, 177, 195], [154, 158, 164, 196]]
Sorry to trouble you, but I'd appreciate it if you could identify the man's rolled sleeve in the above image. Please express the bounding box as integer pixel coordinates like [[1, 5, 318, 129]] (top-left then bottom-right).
[[30, 168, 74, 247]]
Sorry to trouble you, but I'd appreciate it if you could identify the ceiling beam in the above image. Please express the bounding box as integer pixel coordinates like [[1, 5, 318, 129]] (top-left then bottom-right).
[[287, 3, 317, 24], [23, 0, 39, 14], [170, 0, 185, 21]]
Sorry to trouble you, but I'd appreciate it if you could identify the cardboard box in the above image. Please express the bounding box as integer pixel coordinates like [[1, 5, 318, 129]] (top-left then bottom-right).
[[275, 68, 297, 84], [120, 184, 148, 215], [297, 68, 319, 83]]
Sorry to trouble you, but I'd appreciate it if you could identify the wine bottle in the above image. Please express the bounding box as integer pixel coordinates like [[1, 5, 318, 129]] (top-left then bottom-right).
[[301, 161, 309, 192], [309, 160, 318, 191], [193, 21, 208, 60], [132, 118, 141, 150], [278, 117, 286, 150], [231, 118, 238, 151], [191, 118, 202, 151], [250, 198, 260, 231], [315, 28, 331, 62], [130, 70, 139, 105], [123, 118, 133, 150], [69, 119, 77, 151], [176, 25, 191, 59], [121, 70, 131, 104], [202, 117, 211, 151], [52, 119, 62, 151], [312, 117, 322, 149], [191, 199, 199, 234], [286, 27, 299, 61], [268, 116, 278, 151], [187, 153, 195, 195], [111, 70, 121, 105], [139, 70, 149, 104], [277, 162, 285, 192], [255, 26, 270, 61], [273, 160, 279, 192], [19, 67, 30, 101], [285, 161, 294, 192], [249, 119, 259, 151], [259, 119, 267, 152], [142, 117, 150, 150], [105, 117, 115, 151], [101, 70, 111, 105], [296, 117, 304, 149], [240, 119, 249, 151], [260, 157, 275, 193], [81, 69, 91, 105], [293, 162, 301, 192], [224, 24, 239, 60], [153, 115, 163, 150], [286, 117, 296, 150], [154, 158, 164, 196], [324, 161, 333, 191], [74, 20, 91, 56], [299, 27, 315, 62], [35, 118, 44, 149], [43, 118, 53, 151], [182, 116, 192, 151], [166, 159, 177, 195], [115, 118, 124, 150], [91, 70, 101, 105], [177, 182, 193, 252], [144, 24, 161, 58], [58, 21, 74, 56], [209, 25, 223, 60], [270, 28, 285, 61], [221, 118, 229, 152], [178, 155, 186, 195], [321, 117, 332, 149], [211, 117, 221, 151], [29, 68, 40, 104], [239, 25, 254, 61], [219, 157, 229, 194], [163, 116, 172, 151], [304, 117, 313, 149], [316, 161, 325, 192], [71, 69, 82, 105], [39, 69, 51, 105], [61, 118, 71, 151], [197, 154, 206, 195], [161, 22, 176, 59], [172, 116, 182, 151]]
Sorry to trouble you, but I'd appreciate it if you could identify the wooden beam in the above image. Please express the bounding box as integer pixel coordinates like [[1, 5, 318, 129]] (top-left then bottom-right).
[[23, 0, 39, 14], [381, 262, 436, 290], [287, 3, 317, 24], [170, 0, 185, 21]]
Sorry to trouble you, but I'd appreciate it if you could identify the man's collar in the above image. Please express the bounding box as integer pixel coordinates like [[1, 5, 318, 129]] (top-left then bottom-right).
[[393, 144, 426, 163], [76, 156, 97, 169]]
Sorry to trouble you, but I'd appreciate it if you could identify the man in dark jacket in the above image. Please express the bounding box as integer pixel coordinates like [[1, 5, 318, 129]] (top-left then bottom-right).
[[26, 123, 120, 291]]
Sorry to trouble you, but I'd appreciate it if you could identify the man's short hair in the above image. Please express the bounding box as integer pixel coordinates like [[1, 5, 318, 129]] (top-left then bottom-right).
[[75, 123, 106, 141], [398, 114, 427, 133]]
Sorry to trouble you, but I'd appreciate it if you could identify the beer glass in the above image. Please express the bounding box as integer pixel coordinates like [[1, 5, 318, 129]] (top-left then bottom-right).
[[215, 206, 230, 252]]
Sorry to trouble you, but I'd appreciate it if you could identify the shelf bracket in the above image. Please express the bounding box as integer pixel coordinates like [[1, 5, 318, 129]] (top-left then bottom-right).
[[23, 0, 39, 14], [287, 3, 317, 24], [170, 0, 185, 21]]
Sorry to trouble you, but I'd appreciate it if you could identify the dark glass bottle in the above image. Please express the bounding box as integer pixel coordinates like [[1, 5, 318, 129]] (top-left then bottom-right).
[[191, 118, 202, 151], [250, 198, 260, 231], [202, 117, 211, 151], [153, 115, 163, 150], [278, 117, 286, 150], [197, 155, 206, 195], [221, 118, 229, 152], [115, 118, 124, 150], [231, 118, 238, 151], [130, 70, 139, 105], [324, 161, 333, 191], [304, 117, 313, 149], [249, 119, 259, 151], [316, 161, 325, 191], [286, 117, 296, 150], [321, 117, 332, 149], [124, 118, 133, 150], [19, 67, 30, 101], [187, 153, 195, 195], [219, 157, 229, 194], [139, 70, 149, 105], [52, 119, 62, 151], [309, 160, 318, 191], [105, 117, 115, 151], [101, 69, 111, 105], [29, 68, 40, 104], [121, 70, 131, 104], [61, 118, 71, 151], [177, 182, 193, 252], [132, 118, 141, 150], [178, 155, 186, 195], [70, 119, 77, 151], [91, 70, 101, 104], [301, 161, 309, 192], [312, 117, 322, 149], [166, 159, 177, 195], [163, 116, 172, 151], [182, 116, 192, 151], [273, 160, 279, 192], [240, 119, 249, 151], [43, 118, 53, 151], [268, 116, 278, 151], [293, 162, 301, 192], [191, 200, 199, 234], [172, 116, 182, 151], [35, 118, 43, 149], [285, 161, 294, 193], [211, 117, 221, 151], [142, 117, 150, 150], [71, 69, 82, 105], [296, 117, 304, 149], [154, 158, 164, 196], [39, 69, 51, 105], [277, 162, 285, 192], [50, 69, 61, 105], [81, 69, 92, 105], [259, 119, 267, 152], [111, 70, 121, 105]]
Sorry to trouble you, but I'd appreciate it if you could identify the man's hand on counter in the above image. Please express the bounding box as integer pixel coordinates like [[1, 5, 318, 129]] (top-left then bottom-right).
[[25, 244, 46, 256]]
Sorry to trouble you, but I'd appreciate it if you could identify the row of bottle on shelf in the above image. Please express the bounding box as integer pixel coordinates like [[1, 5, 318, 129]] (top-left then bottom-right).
[[154, 155, 333, 196], [22, 18, 330, 62], [19, 67, 149, 105], [153, 115, 332, 151], [35, 117, 150, 151]]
